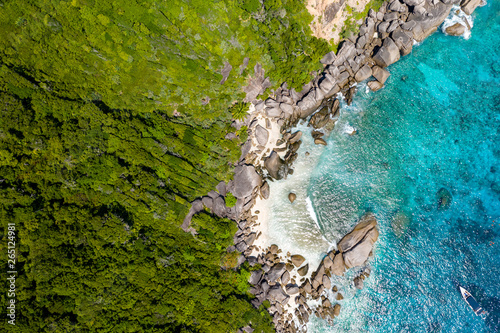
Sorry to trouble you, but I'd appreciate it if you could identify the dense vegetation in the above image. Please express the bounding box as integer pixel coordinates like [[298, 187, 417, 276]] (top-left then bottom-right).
[[0, 0, 331, 331]]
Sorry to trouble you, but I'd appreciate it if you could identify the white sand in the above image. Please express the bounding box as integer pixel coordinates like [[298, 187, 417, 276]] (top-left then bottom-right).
[[245, 105, 287, 256]]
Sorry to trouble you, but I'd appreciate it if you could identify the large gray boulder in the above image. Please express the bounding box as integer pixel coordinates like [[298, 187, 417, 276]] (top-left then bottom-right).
[[280, 102, 294, 116], [319, 74, 337, 95], [320, 51, 337, 65], [337, 71, 350, 87], [387, 20, 401, 34], [212, 196, 226, 217], [265, 106, 282, 118], [322, 275, 332, 289], [266, 263, 287, 283], [368, 80, 384, 91], [391, 29, 413, 56], [264, 151, 286, 180], [343, 227, 379, 268], [268, 285, 289, 304], [461, 0, 482, 15], [281, 270, 290, 285], [372, 66, 390, 85], [389, 0, 407, 12], [377, 21, 390, 34], [326, 64, 340, 78], [249, 270, 263, 285], [408, 2, 453, 42], [373, 38, 401, 68], [202, 196, 213, 210], [359, 17, 376, 37], [323, 255, 334, 272], [337, 213, 377, 253], [216, 181, 227, 196], [255, 124, 269, 146], [230, 164, 262, 199], [297, 89, 321, 118], [285, 284, 300, 295], [331, 253, 346, 276], [355, 64, 373, 82], [245, 232, 257, 246], [334, 40, 356, 66]]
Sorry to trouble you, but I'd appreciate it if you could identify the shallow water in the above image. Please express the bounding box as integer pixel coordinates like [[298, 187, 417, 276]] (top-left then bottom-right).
[[268, 2, 500, 332]]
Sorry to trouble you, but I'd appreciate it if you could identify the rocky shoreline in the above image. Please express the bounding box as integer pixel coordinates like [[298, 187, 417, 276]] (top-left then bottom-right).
[[183, 0, 482, 331]]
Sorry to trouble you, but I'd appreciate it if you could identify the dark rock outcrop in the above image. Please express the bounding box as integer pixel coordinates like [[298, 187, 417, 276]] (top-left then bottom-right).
[[264, 151, 286, 180], [437, 187, 452, 210]]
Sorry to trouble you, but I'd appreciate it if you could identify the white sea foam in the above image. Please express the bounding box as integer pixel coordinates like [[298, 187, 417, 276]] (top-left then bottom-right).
[[441, 5, 474, 40], [343, 123, 357, 135], [263, 123, 331, 269], [306, 196, 319, 228]]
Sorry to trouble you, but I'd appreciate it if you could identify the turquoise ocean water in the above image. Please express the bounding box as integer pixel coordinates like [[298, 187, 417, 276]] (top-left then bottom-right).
[[306, 2, 500, 332]]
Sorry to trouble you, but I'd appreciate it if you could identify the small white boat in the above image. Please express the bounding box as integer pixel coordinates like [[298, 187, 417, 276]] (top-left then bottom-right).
[[459, 286, 486, 318]]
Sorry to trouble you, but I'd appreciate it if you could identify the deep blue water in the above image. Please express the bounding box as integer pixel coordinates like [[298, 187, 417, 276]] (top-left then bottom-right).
[[307, 2, 500, 332]]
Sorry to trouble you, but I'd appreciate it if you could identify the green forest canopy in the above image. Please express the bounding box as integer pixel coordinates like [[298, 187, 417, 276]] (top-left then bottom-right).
[[0, 0, 331, 331]]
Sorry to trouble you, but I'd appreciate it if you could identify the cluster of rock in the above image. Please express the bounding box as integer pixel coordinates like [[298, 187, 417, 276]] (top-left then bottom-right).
[[187, 0, 484, 331], [241, 0, 482, 183], [241, 214, 379, 332], [249, 0, 481, 130], [181, 162, 264, 235]]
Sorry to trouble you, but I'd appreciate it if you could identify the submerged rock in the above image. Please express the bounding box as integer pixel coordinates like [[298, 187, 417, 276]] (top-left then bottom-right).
[[391, 211, 411, 237], [437, 187, 452, 210]]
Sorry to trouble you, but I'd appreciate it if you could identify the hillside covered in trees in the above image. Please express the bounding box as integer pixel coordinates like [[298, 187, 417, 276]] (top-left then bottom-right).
[[0, 0, 331, 331]]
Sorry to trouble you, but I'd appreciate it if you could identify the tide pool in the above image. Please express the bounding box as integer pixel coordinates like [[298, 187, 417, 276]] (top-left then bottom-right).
[[301, 2, 499, 332]]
